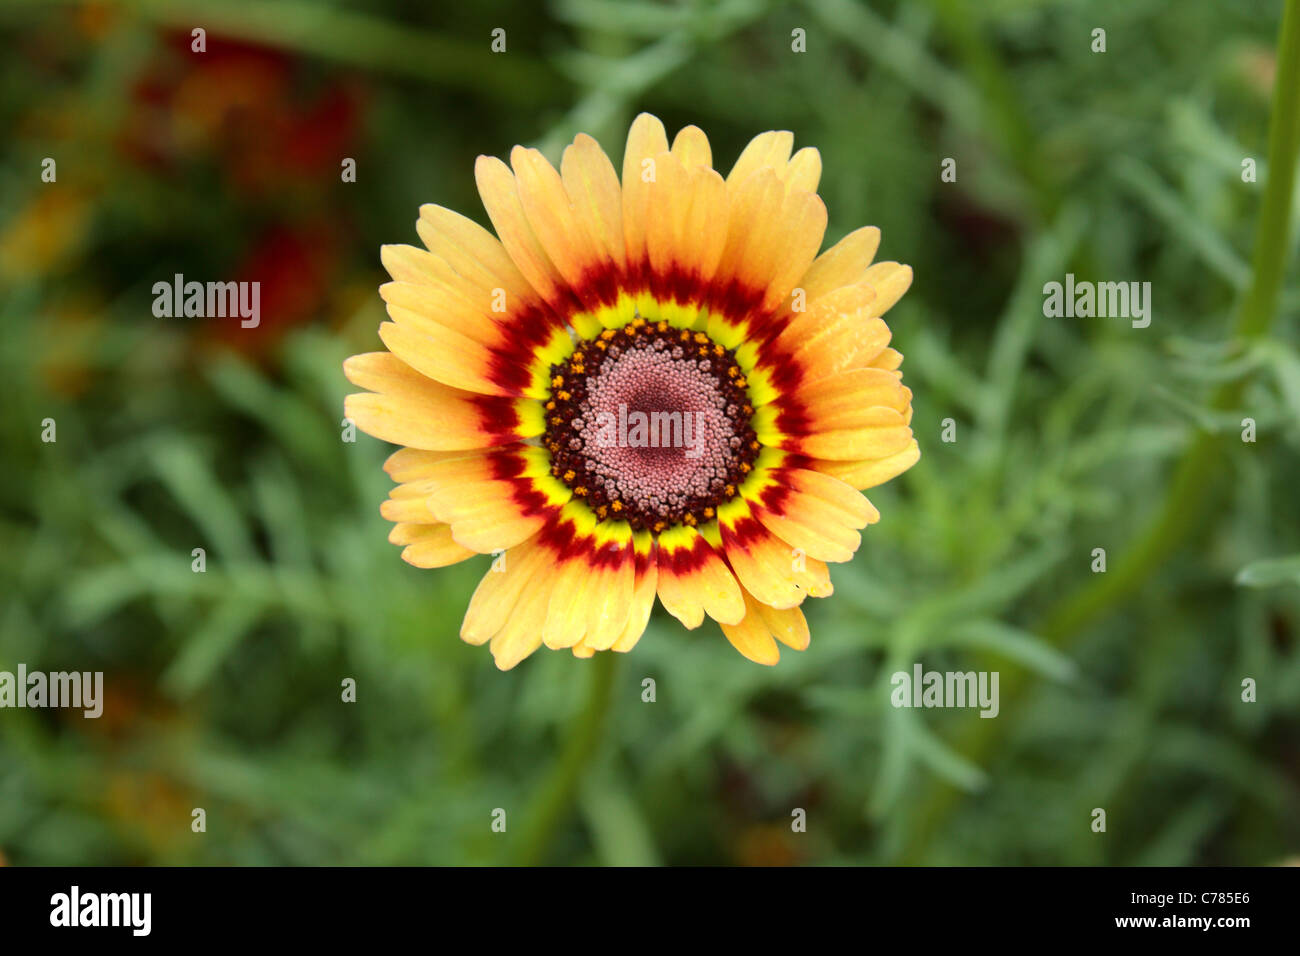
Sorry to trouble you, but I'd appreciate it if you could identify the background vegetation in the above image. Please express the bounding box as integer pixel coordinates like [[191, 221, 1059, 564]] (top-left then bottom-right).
[[1, 0, 1298, 865]]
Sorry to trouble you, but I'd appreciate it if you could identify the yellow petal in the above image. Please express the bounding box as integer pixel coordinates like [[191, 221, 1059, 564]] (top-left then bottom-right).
[[756, 600, 809, 651], [581, 546, 635, 651], [611, 540, 658, 652], [862, 262, 913, 315], [718, 590, 781, 665], [437, 480, 551, 553], [799, 368, 911, 428], [726, 130, 794, 186], [461, 537, 547, 646], [670, 124, 713, 169], [785, 147, 822, 193], [716, 167, 827, 319], [475, 155, 572, 311], [797, 226, 882, 299], [383, 447, 483, 483], [379, 494, 434, 524], [512, 145, 611, 302], [811, 441, 921, 489], [561, 133, 627, 272], [869, 347, 905, 371], [769, 286, 893, 382], [542, 555, 594, 649], [719, 501, 833, 608], [654, 525, 745, 628], [645, 152, 728, 293], [488, 573, 548, 669], [378, 278, 501, 347], [415, 204, 536, 306], [343, 352, 533, 450], [791, 421, 914, 461], [621, 113, 670, 273], [391, 523, 478, 568], [378, 319, 508, 397]]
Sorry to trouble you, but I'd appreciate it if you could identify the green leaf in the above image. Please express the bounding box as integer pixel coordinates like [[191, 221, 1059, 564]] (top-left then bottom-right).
[[947, 619, 1078, 683], [149, 441, 254, 562], [908, 717, 989, 794], [1111, 156, 1250, 289], [1236, 554, 1300, 588], [162, 600, 265, 698]]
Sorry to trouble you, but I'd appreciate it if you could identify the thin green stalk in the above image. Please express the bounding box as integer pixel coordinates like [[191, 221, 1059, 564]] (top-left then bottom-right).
[[1043, 0, 1300, 641], [901, 0, 1300, 863], [517, 651, 619, 865]]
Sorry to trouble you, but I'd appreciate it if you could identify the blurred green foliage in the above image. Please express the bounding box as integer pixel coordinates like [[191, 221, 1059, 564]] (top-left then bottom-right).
[[1, 0, 1298, 866]]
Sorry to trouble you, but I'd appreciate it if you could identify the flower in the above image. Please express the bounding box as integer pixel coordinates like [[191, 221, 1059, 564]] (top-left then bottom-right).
[[344, 113, 918, 669]]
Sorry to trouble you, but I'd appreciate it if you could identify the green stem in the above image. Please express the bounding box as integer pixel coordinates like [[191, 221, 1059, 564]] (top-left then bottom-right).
[[901, 0, 1300, 862], [1043, 0, 1300, 639], [517, 651, 619, 865]]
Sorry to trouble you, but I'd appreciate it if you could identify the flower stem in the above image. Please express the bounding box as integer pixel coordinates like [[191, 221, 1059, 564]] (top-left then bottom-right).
[[901, 0, 1300, 862], [1043, 0, 1300, 639], [517, 650, 619, 865]]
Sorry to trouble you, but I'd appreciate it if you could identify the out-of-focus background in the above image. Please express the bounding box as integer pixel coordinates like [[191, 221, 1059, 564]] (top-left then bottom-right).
[[2, 0, 1298, 866]]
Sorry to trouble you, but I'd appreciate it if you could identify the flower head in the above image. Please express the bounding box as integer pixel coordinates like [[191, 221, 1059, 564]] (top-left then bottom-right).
[[345, 113, 918, 669]]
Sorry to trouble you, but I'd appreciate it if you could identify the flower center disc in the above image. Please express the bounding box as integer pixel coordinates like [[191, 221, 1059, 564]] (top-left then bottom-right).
[[544, 320, 759, 531]]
